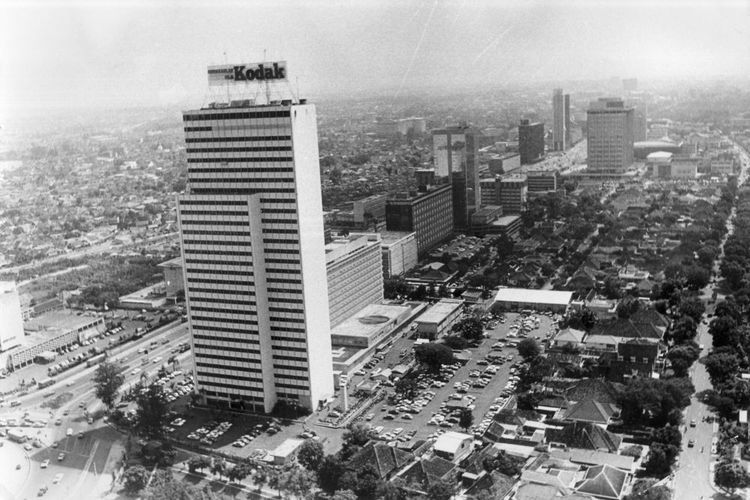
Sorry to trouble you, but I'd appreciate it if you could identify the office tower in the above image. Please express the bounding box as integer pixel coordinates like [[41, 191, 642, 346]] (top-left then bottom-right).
[[553, 88, 570, 151], [352, 194, 387, 225], [380, 231, 418, 278], [432, 124, 479, 229], [499, 174, 528, 214], [586, 98, 635, 176], [177, 61, 333, 413], [386, 185, 453, 255], [0, 281, 23, 352], [518, 120, 545, 165], [415, 169, 436, 189], [479, 177, 500, 207], [325, 234, 384, 328]]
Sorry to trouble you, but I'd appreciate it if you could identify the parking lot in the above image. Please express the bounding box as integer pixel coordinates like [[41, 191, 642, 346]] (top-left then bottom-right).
[[351, 311, 560, 445]]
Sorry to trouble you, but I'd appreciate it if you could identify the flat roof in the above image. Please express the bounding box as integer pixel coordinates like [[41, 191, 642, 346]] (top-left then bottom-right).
[[417, 299, 463, 325], [272, 438, 304, 457], [380, 231, 416, 245], [491, 215, 522, 226], [494, 288, 573, 306], [331, 303, 411, 338], [25, 311, 103, 332], [158, 257, 183, 268], [434, 431, 472, 454]]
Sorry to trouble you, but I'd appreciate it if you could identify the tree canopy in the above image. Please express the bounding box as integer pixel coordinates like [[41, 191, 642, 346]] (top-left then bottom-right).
[[93, 361, 125, 411]]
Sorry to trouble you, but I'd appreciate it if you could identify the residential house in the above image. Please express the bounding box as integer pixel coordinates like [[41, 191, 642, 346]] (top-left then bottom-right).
[[347, 442, 414, 480]]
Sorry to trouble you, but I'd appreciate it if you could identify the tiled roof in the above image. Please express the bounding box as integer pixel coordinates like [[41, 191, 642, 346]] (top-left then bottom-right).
[[398, 456, 456, 488], [563, 379, 620, 405], [545, 422, 622, 453], [575, 464, 628, 500], [347, 442, 414, 479], [563, 400, 618, 425]]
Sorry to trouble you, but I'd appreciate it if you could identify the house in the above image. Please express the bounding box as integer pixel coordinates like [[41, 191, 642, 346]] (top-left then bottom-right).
[[574, 464, 629, 500], [545, 422, 622, 454], [347, 442, 414, 480], [554, 328, 586, 349], [463, 471, 516, 499], [606, 338, 661, 381], [433, 431, 473, 462], [563, 399, 619, 426], [396, 456, 456, 493]]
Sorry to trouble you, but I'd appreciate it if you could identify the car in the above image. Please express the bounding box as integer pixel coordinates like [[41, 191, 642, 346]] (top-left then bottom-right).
[[690, 419, 696, 427], [53, 473, 63, 484], [688, 439, 695, 448], [77, 431, 84, 439], [58, 452, 65, 461], [66, 428, 73, 436], [87, 417, 93, 424], [38, 486, 48, 496], [365, 413, 375, 421], [41, 459, 50, 468], [54, 418, 62, 426], [51, 441, 59, 448]]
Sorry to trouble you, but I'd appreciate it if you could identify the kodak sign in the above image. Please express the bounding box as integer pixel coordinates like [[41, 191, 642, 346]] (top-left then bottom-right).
[[207, 61, 288, 86]]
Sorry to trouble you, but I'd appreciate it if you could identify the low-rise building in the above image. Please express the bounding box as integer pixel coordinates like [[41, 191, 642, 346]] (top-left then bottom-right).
[[433, 431, 473, 462], [379, 231, 418, 278], [492, 288, 573, 313], [415, 298, 464, 339]]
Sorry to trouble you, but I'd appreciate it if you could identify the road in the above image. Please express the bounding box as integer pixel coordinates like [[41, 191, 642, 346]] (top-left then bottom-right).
[[0, 320, 193, 500], [673, 139, 750, 499]]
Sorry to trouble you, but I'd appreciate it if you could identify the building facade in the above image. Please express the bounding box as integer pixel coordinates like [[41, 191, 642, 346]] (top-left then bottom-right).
[[552, 88, 570, 151], [0, 281, 23, 353], [518, 120, 545, 165], [499, 174, 528, 214], [386, 185, 453, 256], [432, 125, 480, 229], [325, 234, 384, 329], [587, 98, 635, 176], [380, 231, 418, 278], [177, 92, 334, 413], [525, 169, 560, 192]]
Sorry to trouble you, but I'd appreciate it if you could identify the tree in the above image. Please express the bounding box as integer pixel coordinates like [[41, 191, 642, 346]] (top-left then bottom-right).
[[482, 450, 522, 476], [721, 261, 745, 289], [715, 459, 750, 494], [452, 317, 483, 342], [715, 299, 743, 323], [122, 465, 149, 495], [426, 479, 454, 500], [495, 234, 514, 257], [565, 308, 597, 330], [394, 377, 419, 400], [705, 352, 740, 386], [253, 466, 269, 492], [384, 278, 410, 300], [696, 247, 718, 268], [93, 361, 125, 412], [644, 443, 676, 476], [210, 457, 226, 481], [678, 297, 705, 323], [331, 490, 359, 500], [666, 345, 699, 377], [267, 467, 282, 498], [517, 338, 541, 361], [297, 439, 325, 472], [339, 464, 381, 500], [685, 265, 710, 290], [709, 316, 739, 348], [624, 478, 672, 500], [188, 455, 211, 473], [339, 422, 371, 461], [616, 296, 641, 318], [516, 357, 555, 392], [143, 469, 218, 500], [459, 408, 474, 431], [651, 424, 681, 449], [443, 335, 469, 350], [414, 343, 454, 373], [617, 377, 694, 427], [669, 316, 697, 344], [317, 455, 345, 494], [279, 467, 316, 498], [134, 383, 169, 440]]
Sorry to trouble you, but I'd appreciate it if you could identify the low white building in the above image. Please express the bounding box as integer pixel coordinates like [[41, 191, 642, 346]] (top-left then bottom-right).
[[434, 431, 473, 462], [492, 288, 573, 313], [415, 298, 464, 339]]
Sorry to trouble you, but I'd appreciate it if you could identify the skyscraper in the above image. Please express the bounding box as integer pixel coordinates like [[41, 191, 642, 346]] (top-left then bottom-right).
[[518, 120, 545, 165], [177, 61, 333, 413], [586, 98, 635, 176], [552, 88, 570, 151], [432, 124, 479, 229]]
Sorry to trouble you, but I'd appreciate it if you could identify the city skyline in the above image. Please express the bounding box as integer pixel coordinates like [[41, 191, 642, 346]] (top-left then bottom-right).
[[1, 0, 749, 116]]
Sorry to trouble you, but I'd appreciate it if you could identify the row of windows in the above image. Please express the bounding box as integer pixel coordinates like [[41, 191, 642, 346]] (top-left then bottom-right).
[[187, 268, 254, 276], [265, 258, 300, 265], [275, 382, 309, 390], [181, 200, 248, 206], [181, 210, 249, 217], [191, 306, 257, 315], [205, 391, 264, 403], [267, 287, 302, 295], [184, 126, 213, 132], [185, 259, 251, 266], [193, 315, 258, 325], [186, 146, 292, 153], [194, 333, 258, 343], [188, 167, 294, 174], [263, 248, 299, 254], [190, 297, 255, 306], [196, 352, 262, 363], [196, 362, 262, 375], [183, 229, 251, 236], [189, 177, 294, 183], [193, 325, 257, 336], [182, 220, 249, 226], [190, 188, 296, 195], [270, 335, 306, 343], [195, 369, 263, 384], [184, 248, 252, 256], [184, 135, 291, 143], [262, 228, 298, 234], [267, 268, 300, 275], [270, 325, 305, 333], [274, 373, 310, 381], [266, 278, 302, 285], [273, 364, 308, 371], [187, 157, 292, 163], [188, 279, 254, 288], [188, 287, 253, 296], [271, 345, 308, 353], [260, 219, 298, 225], [184, 110, 290, 121], [183, 239, 252, 247], [270, 317, 305, 324], [269, 297, 303, 304], [262, 239, 299, 245]]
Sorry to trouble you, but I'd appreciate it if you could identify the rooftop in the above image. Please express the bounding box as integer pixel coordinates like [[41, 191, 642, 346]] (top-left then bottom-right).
[[330, 303, 412, 339], [494, 288, 573, 306], [434, 431, 472, 455], [417, 299, 464, 325]]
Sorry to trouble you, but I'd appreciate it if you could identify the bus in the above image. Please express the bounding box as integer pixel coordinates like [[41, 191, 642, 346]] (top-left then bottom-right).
[[38, 378, 56, 390], [86, 353, 107, 367]]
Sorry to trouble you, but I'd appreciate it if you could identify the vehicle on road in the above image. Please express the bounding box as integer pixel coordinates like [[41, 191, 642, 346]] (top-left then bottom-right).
[[690, 419, 696, 427], [66, 428, 73, 436], [688, 439, 695, 447], [57, 453, 65, 461], [53, 473, 63, 484], [41, 459, 50, 468]]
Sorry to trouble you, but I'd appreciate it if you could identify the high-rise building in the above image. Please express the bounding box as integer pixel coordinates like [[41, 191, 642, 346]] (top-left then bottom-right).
[[499, 174, 528, 214], [518, 120, 545, 165], [479, 177, 500, 207], [432, 124, 479, 229], [386, 185, 453, 255], [0, 281, 23, 353], [586, 98, 635, 176], [525, 169, 560, 192], [177, 61, 333, 413], [553, 88, 570, 151], [325, 234, 384, 329]]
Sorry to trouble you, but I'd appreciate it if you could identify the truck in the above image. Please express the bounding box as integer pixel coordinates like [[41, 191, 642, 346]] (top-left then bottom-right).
[[86, 353, 107, 367], [7, 428, 27, 443]]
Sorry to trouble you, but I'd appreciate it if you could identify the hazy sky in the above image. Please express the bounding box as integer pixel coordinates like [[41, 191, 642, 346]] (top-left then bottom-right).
[[1, 0, 749, 115]]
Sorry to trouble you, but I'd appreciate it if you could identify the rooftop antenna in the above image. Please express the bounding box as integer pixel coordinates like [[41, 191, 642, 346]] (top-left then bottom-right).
[[263, 49, 271, 104]]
